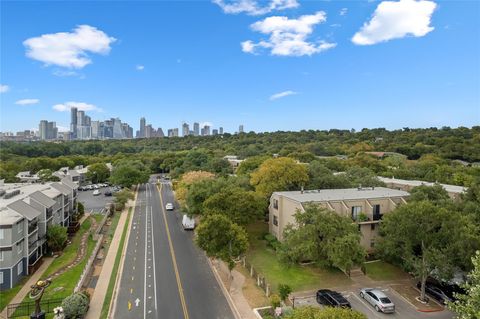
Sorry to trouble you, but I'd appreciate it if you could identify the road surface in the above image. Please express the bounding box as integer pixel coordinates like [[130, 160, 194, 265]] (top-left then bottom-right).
[[113, 177, 234, 319]]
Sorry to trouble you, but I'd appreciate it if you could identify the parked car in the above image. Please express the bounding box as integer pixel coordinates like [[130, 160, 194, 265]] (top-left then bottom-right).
[[86, 185, 94, 190], [104, 190, 112, 196], [182, 215, 195, 230], [360, 288, 395, 313], [416, 282, 452, 304], [316, 289, 351, 308], [165, 203, 174, 211], [93, 184, 100, 189], [93, 190, 101, 196]]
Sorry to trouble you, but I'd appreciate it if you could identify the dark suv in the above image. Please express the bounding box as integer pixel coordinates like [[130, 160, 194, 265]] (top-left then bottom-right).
[[316, 289, 351, 308], [416, 282, 453, 304]]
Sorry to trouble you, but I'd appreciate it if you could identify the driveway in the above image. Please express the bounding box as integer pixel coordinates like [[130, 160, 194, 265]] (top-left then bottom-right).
[[78, 188, 114, 213], [292, 286, 454, 319]]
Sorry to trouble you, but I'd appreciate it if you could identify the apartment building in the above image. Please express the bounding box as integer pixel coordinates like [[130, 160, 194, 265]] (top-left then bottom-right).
[[0, 179, 78, 290], [378, 177, 466, 201], [269, 187, 410, 252]]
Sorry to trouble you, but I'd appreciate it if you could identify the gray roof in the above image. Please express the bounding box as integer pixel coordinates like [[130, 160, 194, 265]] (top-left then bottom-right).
[[8, 200, 41, 221], [378, 177, 466, 194], [29, 191, 56, 207], [61, 178, 78, 190], [273, 187, 410, 203], [0, 207, 23, 225], [51, 182, 70, 195]]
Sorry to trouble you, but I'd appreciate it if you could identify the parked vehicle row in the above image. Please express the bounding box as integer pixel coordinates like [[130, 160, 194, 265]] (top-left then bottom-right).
[[79, 183, 109, 191], [316, 288, 395, 314]]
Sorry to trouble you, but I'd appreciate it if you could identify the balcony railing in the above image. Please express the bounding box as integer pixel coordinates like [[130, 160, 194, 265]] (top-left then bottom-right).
[[372, 213, 383, 221], [46, 208, 53, 220], [28, 223, 38, 234]]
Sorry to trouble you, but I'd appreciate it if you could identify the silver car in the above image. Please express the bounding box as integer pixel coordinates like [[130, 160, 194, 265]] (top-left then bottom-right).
[[360, 288, 395, 313]]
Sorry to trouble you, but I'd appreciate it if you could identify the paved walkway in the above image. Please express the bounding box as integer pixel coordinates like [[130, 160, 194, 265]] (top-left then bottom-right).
[[0, 257, 54, 319], [85, 210, 129, 319]]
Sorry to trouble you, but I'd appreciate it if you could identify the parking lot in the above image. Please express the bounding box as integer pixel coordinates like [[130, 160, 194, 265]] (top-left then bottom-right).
[[78, 186, 114, 213], [293, 286, 454, 319]]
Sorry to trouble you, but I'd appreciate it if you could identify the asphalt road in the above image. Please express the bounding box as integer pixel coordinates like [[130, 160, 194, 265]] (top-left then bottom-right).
[[113, 178, 234, 319]]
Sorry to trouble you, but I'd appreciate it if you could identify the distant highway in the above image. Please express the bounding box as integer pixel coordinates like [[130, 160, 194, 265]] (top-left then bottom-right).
[[113, 177, 234, 318]]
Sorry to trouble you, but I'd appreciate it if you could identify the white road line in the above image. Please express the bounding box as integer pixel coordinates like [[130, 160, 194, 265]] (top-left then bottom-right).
[[144, 184, 148, 318], [151, 206, 158, 312]]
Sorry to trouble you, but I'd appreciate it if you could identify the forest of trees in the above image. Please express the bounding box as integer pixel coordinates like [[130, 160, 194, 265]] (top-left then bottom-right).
[[1, 126, 479, 186]]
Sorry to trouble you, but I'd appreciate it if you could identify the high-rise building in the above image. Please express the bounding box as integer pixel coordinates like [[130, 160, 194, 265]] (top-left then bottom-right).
[[145, 124, 154, 138], [70, 107, 78, 139], [219, 127, 224, 135], [38, 120, 57, 140], [202, 125, 211, 136], [173, 128, 179, 137], [212, 129, 218, 135], [77, 111, 85, 126], [193, 122, 200, 136], [157, 128, 164, 137], [112, 118, 124, 139], [239, 125, 244, 133], [182, 123, 190, 137], [139, 117, 146, 138], [91, 121, 100, 139]]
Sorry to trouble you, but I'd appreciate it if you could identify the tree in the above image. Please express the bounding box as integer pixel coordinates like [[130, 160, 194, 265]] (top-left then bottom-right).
[[203, 187, 265, 226], [344, 166, 384, 188], [306, 161, 350, 190], [175, 170, 216, 204], [86, 163, 110, 183], [448, 251, 480, 319], [61, 292, 89, 319], [236, 155, 270, 176], [377, 201, 479, 301], [250, 157, 308, 198], [284, 306, 367, 319], [113, 189, 134, 211], [278, 205, 365, 269], [278, 284, 292, 302], [109, 162, 149, 188], [37, 169, 60, 182], [196, 214, 248, 271], [47, 225, 68, 252], [409, 184, 450, 203]]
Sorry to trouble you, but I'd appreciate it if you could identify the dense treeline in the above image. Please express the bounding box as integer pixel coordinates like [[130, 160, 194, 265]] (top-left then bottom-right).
[[1, 127, 479, 186]]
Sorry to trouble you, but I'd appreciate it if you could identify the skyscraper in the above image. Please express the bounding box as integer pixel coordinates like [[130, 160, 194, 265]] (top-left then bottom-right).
[[239, 125, 244, 133], [182, 123, 190, 137], [202, 125, 210, 136], [39, 120, 57, 140], [219, 127, 223, 135], [212, 129, 218, 135], [193, 122, 200, 136], [140, 117, 146, 138], [70, 107, 78, 139]]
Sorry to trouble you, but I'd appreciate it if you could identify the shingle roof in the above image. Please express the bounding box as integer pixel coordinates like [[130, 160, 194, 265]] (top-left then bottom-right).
[[8, 200, 41, 221], [273, 187, 410, 203]]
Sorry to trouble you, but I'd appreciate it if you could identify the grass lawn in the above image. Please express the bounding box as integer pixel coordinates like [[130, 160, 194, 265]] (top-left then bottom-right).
[[364, 260, 410, 281], [0, 276, 29, 311], [100, 209, 131, 318], [246, 222, 351, 293], [92, 213, 104, 223]]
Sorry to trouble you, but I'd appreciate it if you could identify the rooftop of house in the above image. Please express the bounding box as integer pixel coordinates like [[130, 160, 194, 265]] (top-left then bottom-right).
[[0, 207, 23, 225], [378, 177, 466, 194], [0, 183, 55, 207], [8, 200, 41, 221], [273, 187, 410, 203]]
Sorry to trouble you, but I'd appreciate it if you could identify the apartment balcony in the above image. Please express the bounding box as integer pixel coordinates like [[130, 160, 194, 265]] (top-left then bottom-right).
[[46, 208, 53, 220], [28, 239, 38, 252], [28, 223, 38, 235], [372, 213, 383, 221]]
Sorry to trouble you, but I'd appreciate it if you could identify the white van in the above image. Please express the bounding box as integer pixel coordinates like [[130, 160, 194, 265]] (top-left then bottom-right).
[[182, 215, 195, 230]]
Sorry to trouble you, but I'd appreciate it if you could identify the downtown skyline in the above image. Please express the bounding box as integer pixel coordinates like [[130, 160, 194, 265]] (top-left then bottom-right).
[[1, 0, 479, 133]]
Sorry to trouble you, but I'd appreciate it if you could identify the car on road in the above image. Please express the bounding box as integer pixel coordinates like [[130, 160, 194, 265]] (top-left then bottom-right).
[[416, 282, 452, 304], [182, 214, 195, 230], [165, 203, 174, 210], [360, 288, 395, 313], [316, 289, 351, 308], [93, 190, 101, 196]]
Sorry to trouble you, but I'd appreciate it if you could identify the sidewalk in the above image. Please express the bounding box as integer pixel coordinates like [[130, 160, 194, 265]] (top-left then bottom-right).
[[0, 257, 54, 319], [85, 210, 129, 319]]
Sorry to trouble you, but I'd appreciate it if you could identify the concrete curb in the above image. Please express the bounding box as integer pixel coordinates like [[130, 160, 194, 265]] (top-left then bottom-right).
[[389, 284, 444, 313], [207, 258, 243, 319], [108, 185, 139, 318]]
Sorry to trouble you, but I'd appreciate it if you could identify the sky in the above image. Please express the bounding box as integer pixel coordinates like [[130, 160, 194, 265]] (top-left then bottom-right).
[[1, 0, 479, 134]]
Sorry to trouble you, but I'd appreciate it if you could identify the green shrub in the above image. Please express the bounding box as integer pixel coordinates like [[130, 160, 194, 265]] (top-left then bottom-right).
[[61, 292, 89, 319], [269, 293, 281, 308], [47, 225, 68, 252], [278, 284, 292, 302]]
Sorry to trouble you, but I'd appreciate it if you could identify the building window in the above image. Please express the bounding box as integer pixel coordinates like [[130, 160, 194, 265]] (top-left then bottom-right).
[[0, 271, 3, 284], [371, 224, 376, 231], [0, 251, 3, 261], [273, 215, 278, 226], [273, 199, 278, 210], [17, 222, 23, 235], [17, 241, 23, 255], [0, 229, 3, 239], [351, 206, 362, 221], [18, 260, 23, 276]]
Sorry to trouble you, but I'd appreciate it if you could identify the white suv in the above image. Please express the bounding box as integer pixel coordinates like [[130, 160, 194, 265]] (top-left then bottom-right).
[[165, 203, 174, 211]]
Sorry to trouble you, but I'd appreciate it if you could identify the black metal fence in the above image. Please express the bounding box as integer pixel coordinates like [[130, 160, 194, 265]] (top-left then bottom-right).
[[7, 297, 63, 318]]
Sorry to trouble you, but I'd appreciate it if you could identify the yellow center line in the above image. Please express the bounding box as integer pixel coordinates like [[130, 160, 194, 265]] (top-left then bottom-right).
[[157, 183, 190, 319]]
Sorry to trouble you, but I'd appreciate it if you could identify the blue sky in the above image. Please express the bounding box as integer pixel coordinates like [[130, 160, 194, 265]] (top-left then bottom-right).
[[1, 0, 479, 133]]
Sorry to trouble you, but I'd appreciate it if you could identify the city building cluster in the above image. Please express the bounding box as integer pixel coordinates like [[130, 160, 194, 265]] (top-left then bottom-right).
[[0, 111, 245, 141]]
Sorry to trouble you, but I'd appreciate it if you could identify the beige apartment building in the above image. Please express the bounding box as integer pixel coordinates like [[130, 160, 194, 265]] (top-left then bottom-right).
[[269, 187, 410, 252]]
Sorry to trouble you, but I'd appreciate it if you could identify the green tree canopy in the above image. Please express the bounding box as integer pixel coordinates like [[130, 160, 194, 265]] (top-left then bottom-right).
[[196, 214, 248, 270], [86, 162, 110, 184], [284, 306, 367, 319], [250, 157, 308, 198], [109, 160, 150, 188], [409, 184, 450, 203], [236, 155, 270, 176], [377, 201, 480, 301], [47, 225, 67, 252]]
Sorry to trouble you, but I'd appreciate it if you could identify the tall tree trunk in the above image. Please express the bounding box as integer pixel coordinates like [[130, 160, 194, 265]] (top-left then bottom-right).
[[420, 240, 427, 302]]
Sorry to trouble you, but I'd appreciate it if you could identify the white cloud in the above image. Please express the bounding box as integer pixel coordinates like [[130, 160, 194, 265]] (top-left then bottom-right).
[[23, 25, 116, 69], [213, 0, 299, 15], [56, 125, 70, 132], [340, 8, 348, 16], [136, 65, 145, 71], [0, 84, 9, 93], [52, 69, 80, 77], [242, 11, 336, 56], [15, 99, 40, 105], [270, 90, 298, 100], [352, 0, 437, 45], [53, 101, 102, 112]]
